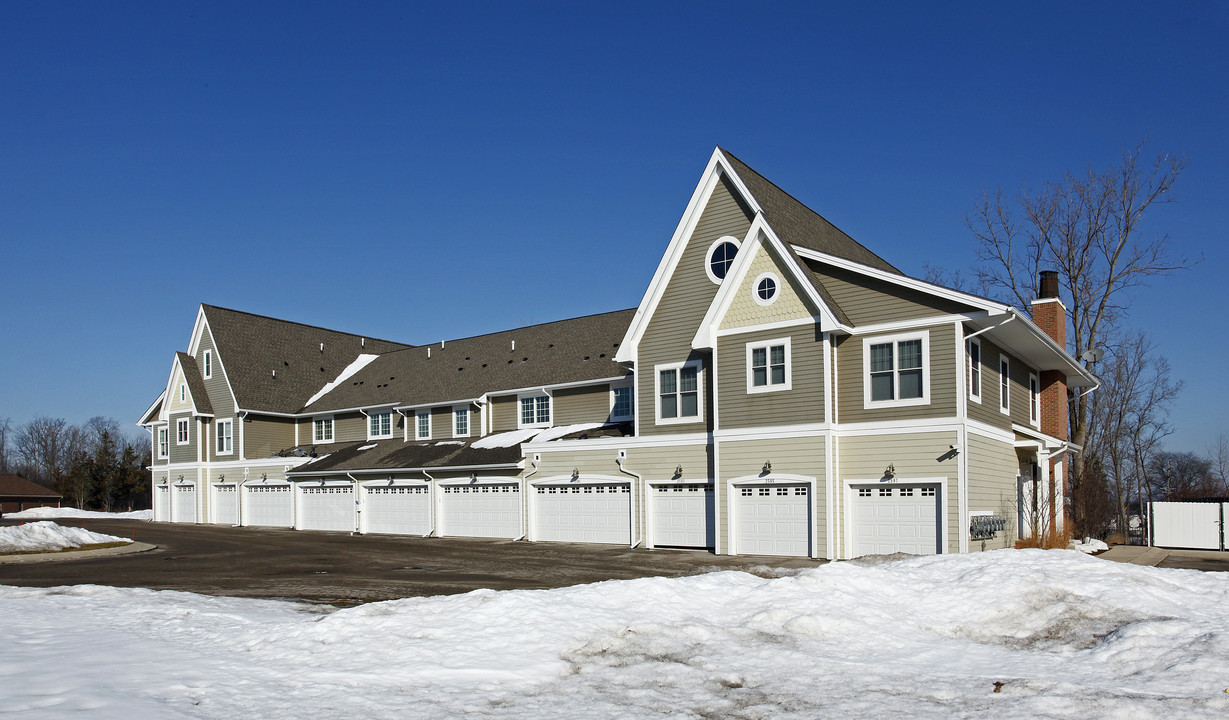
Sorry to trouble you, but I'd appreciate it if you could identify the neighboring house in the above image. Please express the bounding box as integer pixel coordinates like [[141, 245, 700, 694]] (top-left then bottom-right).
[[139, 147, 1095, 558], [0, 474, 62, 515]]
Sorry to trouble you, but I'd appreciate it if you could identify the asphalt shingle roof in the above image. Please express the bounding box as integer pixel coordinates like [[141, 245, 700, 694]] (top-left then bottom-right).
[[202, 305, 412, 414], [0, 474, 61, 498], [301, 309, 635, 412], [175, 352, 214, 416], [285, 439, 523, 475]]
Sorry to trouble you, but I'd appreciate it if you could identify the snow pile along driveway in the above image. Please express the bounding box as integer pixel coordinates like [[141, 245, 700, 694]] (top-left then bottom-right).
[[5, 506, 153, 520], [0, 521, 132, 553], [1, 550, 1227, 718]]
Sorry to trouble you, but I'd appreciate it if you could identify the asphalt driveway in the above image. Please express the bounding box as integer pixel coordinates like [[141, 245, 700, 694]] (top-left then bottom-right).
[[0, 519, 822, 605]]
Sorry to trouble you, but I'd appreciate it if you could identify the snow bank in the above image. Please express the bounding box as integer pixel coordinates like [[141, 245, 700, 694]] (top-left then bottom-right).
[[0, 521, 132, 553], [4, 506, 153, 520], [1, 550, 1227, 718], [303, 353, 379, 407], [1069, 538, 1110, 554]]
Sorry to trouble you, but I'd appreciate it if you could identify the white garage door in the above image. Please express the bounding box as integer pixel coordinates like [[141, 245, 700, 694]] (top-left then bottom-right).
[[211, 484, 239, 525], [852, 484, 940, 556], [363, 483, 431, 535], [652, 484, 714, 548], [535, 483, 631, 545], [154, 485, 170, 522], [242, 484, 293, 527], [735, 484, 810, 557], [173, 484, 196, 524], [298, 483, 356, 532], [440, 483, 520, 539]]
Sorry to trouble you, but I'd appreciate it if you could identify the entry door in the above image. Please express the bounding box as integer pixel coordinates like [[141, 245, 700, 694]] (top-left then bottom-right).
[[735, 484, 810, 557], [852, 484, 941, 556]]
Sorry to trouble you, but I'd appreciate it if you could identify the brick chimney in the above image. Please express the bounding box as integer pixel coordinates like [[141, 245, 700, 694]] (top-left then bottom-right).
[[1031, 271, 1068, 441]]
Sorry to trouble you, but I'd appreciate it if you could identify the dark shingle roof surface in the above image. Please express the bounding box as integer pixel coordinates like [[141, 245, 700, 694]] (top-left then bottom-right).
[[175, 352, 214, 416], [0, 474, 61, 498], [285, 440, 522, 474]]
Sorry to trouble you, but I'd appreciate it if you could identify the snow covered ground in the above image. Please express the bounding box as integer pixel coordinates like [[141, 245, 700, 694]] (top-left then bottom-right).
[[1, 550, 1226, 718], [4, 506, 153, 521], [0, 521, 132, 553]]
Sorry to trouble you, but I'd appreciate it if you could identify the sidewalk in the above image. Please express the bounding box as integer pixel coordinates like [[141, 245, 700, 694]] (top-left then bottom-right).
[[1098, 544, 1170, 566]]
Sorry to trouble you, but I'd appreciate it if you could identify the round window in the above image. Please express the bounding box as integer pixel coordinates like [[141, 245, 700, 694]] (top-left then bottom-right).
[[706, 238, 740, 284], [753, 272, 780, 306]]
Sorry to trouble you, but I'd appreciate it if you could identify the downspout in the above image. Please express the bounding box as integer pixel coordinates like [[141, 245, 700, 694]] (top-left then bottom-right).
[[421, 470, 436, 537], [517, 454, 540, 542], [616, 453, 643, 549], [346, 472, 361, 534]]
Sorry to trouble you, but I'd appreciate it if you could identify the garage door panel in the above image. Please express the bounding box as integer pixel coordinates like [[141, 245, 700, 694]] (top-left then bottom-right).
[[441, 484, 520, 539], [535, 484, 630, 545], [154, 486, 170, 522], [299, 485, 355, 532], [242, 484, 293, 527], [364, 485, 431, 535], [173, 486, 196, 523], [212, 484, 238, 525], [735, 484, 810, 557], [852, 485, 940, 557]]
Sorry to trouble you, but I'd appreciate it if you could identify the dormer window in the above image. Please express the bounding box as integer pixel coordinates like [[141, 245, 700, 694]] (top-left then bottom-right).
[[519, 394, 551, 428], [416, 410, 431, 440], [313, 416, 334, 443], [368, 411, 392, 439]]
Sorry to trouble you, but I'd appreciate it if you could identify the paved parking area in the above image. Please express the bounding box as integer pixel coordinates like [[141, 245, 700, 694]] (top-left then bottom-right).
[[0, 519, 823, 605]]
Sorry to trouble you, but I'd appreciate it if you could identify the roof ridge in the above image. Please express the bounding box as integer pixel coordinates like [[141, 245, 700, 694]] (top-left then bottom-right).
[[405, 307, 638, 348], [201, 304, 414, 348]]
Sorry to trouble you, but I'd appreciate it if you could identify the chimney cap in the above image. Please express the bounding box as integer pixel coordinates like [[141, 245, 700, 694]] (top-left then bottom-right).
[[1038, 271, 1060, 299]]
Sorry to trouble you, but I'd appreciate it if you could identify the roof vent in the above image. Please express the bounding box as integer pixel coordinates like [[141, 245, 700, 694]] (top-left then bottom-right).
[[271, 370, 276, 378], [441, 340, 446, 348], [427, 347, 431, 359], [511, 340, 516, 351], [320, 343, 324, 352], [361, 338, 365, 347]]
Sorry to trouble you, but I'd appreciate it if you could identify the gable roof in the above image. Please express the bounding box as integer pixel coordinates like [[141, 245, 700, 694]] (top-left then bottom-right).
[[175, 352, 214, 416], [302, 308, 635, 412], [0, 474, 61, 499], [719, 148, 901, 275], [201, 305, 413, 414], [285, 439, 523, 476]]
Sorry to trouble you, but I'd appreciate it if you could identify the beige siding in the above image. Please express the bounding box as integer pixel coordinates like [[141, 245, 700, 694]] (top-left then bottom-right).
[[716, 326, 824, 429], [718, 436, 827, 556], [489, 395, 518, 432], [966, 333, 1011, 429], [168, 413, 198, 464], [967, 433, 1020, 550], [839, 431, 960, 554], [1009, 355, 1040, 429], [719, 241, 814, 330], [195, 326, 235, 418], [167, 366, 194, 415], [809, 263, 972, 326], [553, 385, 611, 426], [639, 174, 753, 436], [837, 323, 958, 424], [151, 425, 169, 466], [433, 405, 459, 438], [244, 415, 296, 458]]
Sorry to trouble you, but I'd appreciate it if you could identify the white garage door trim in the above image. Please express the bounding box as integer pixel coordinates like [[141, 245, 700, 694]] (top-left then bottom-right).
[[172, 482, 197, 524], [296, 480, 357, 533], [531, 475, 632, 546], [210, 483, 239, 525], [844, 477, 947, 559], [241, 481, 294, 528], [361, 479, 432, 536], [728, 474, 815, 558], [649, 481, 714, 549], [438, 478, 522, 539]]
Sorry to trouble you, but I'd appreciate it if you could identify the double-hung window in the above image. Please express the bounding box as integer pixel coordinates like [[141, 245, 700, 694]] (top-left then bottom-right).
[[999, 355, 1011, 415], [176, 418, 190, 445], [968, 338, 982, 403], [216, 419, 233, 455], [1029, 372, 1040, 426], [157, 427, 169, 458], [416, 410, 431, 440], [747, 337, 791, 393], [657, 361, 702, 423], [610, 383, 634, 422], [368, 411, 392, 439], [454, 407, 470, 437], [519, 395, 551, 428], [863, 332, 929, 408], [313, 416, 334, 443]]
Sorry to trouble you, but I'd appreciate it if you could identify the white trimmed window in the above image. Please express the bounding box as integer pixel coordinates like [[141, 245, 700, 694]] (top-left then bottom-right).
[[454, 407, 470, 438], [1029, 372, 1040, 426], [752, 272, 779, 306], [519, 394, 551, 428], [705, 237, 741, 284], [610, 382, 634, 422], [968, 338, 982, 403], [863, 332, 930, 408], [416, 410, 431, 440], [313, 416, 334, 443], [176, 418, 189, 445], [999, 355, 1011, 415], [656, 361, 702, 423], [203, 350, 212, 379], [367, 411, 393, 439], [179, 384, 186, 403], [157, 427, 169, 458], [747, 337, 791, 393], [216, 419, 233, 455]]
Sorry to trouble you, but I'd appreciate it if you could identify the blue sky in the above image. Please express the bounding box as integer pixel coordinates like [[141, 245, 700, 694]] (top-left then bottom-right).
[[2, 2, 1226, 453]]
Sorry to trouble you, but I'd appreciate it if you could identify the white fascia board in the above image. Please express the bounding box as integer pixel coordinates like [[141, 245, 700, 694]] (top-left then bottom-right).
[[523, 431, 710, 453], [968, 308, 1098, 387], [138, 391, 166, 427], [1012, 422, 1068, 450], [478, 375, 630, 400], [692, 218, 841, 350], [791, 246, 1008, 315], [615, 148, 761, 364], [288, 462, 520, 477], [187, 305, 208, 356]]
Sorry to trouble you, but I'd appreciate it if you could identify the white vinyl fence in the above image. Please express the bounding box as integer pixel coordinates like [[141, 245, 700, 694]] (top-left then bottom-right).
[[1150, 501, 1225, 550]]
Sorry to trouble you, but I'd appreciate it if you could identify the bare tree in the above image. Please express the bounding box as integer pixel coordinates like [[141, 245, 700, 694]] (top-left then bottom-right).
[[967, 143, 1195, 531], [1207, 434, 1229, 492], [0, 417, 10, 473]]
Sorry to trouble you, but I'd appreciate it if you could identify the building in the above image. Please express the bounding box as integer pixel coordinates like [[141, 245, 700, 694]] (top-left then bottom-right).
[[139, 148, 1095, 558], [0, 474, 62, 516]]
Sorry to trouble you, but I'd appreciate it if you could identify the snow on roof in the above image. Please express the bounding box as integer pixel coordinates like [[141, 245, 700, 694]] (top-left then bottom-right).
[[470, 427, 544, 449], [303, 353, 380, 407]]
